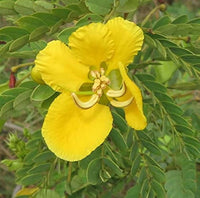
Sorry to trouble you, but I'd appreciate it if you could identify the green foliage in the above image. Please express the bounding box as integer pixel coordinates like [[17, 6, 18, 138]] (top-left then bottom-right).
[[0, 0, 200, 198]]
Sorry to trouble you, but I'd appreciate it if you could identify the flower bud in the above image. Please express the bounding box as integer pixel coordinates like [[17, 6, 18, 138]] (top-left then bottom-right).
[[31, 66, 45, 84]]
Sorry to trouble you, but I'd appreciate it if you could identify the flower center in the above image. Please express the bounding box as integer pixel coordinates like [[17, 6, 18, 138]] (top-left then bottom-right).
[[71, 68, 133, 109], [90, 68, 110, 97]]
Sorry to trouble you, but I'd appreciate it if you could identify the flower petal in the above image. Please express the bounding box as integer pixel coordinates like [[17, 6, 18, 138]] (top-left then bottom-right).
[[69, 23, 115, 67], [42, 92, 113, 161], [35, 40, 89, 92], [118, 62, 147, 130], [106, 17, 144, 71]]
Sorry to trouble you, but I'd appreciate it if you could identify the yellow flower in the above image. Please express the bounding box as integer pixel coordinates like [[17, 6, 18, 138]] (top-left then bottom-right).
[[35, 17, 147, 161]]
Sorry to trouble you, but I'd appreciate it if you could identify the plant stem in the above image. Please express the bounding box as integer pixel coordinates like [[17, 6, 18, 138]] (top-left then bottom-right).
[[67, 162, 72, 184], [141, 4, 164, 27], [104, 0, 119, 23], [11, 62, 34, 73]]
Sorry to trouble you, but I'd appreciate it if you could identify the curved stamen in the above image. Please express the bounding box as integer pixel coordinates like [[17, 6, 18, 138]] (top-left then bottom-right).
[[106, 83, 126, 98], [72, 93, 99, 109], [110, 97, 133, 108]]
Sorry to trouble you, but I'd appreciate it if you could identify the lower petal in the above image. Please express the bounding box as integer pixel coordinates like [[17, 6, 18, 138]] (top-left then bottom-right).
[[42, 92, 113, 161], [118, 62, 147, 130]]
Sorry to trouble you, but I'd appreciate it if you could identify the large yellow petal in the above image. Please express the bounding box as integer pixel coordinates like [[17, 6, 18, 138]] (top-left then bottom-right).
[[69, 23, 115, 67], [42, 92, 113, 161], [118, 62, 147, 130], [106, 17, 144, 71], [35, 40, 89, 92]]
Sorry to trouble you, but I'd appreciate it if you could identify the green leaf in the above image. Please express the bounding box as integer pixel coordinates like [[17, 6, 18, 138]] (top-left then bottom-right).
[[131, 154, 141, 176], [175, 125, 194, 136], [169, 47, 192, 56], [180, 54, 200, 64], [86, 158, 102, 185], [148, 165, 165, 183], [52, 8, 71, 19], [57, 26, 79, 43], [153, 16, 171, 30], [143, 80, 167, 93], [111, 111, 128, 133], [161, 101, 183, 115], [24, 149, 39, 164], [130, 141, 139, 161], [20, 173, 43, 185], [33, 1, 54, 12], [103, 157, 123, 177], [140, 139, 161, 155], [109, 128, 127, 152], [85, 0, 114, 15], [14, 0, 35, 15], [0, 41, 12, 56], [16, 16, 46, 32], [0, 0, 17, 15], [182, 135, 200, 151], [144, 154, 160, 168], [19, 81, 38, 89], [155, 40, 167, 59], [31, 85, 55, 102], [0, 100, 14, 117], [155, 61, 177, 83], [79, 147, 101, 169], [29, 26, 49, 42], [144, 34, 156, 47], [28, 163, 51, 174], [9, 35, 29, 52], [158, 39, 177, 47], [16, 166, 32, 178], [33, 13, 60, 27], [172, 15, 188, 24], [151, 179, 166, 198], [33, 151, 55, 163], [26, 138, 41, 150], [169, 113, 189, 127], [13, 90, 32, 110], [1, 87, 28, 96], [125, 184, 140, 198], [49, 19, 63, 34], [135, 74, 155, 81], [36, 189, 62, 198], [117, 0, 139, 12], [0, 27, 28, 40], [104, 143, 118, 163], [154, 92, 173, 103]]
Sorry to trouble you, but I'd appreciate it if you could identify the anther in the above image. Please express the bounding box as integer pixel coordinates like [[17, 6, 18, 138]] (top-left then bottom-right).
[[110, 97, 134, 108], [106, 83, 126, 98], [90, 71, 97, 78], [72, 93, 99, 109]]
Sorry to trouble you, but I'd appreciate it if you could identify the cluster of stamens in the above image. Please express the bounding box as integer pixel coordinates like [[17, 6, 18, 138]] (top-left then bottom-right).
[[90, 68, 110, 97], [71, 67, 134, 109]]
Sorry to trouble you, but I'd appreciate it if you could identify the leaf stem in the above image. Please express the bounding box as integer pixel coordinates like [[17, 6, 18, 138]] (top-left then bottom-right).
[[11, 62, 34, 73]]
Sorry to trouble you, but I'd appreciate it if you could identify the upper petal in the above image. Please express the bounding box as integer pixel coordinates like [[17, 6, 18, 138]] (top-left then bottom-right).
[[118, 62, 147, 130], [35, 40, 89, 92], [69, 23, 115, 67], [106, 17, 144, 71], [42, 92, 113, 161]]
